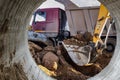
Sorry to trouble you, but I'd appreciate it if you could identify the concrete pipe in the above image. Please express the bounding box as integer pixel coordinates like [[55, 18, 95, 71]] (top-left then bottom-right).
[[0, 0, 120, 80], [0, 0, 53, 80]]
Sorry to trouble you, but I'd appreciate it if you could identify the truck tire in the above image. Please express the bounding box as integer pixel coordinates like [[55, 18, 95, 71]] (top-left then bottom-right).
[[105, 38, 116, 52]]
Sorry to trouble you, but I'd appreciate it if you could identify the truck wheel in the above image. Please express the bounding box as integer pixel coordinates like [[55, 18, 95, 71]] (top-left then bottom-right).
[[105, 38, 116, 52], [63, 30, 71, 39]]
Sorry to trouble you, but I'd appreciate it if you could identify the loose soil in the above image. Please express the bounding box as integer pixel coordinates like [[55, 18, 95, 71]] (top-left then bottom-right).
[[28, 32, 113, 80]]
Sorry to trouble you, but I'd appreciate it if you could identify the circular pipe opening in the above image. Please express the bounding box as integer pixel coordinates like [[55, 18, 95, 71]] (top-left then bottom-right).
[[28, 0, 116, 80], [0, 0, 120, 80]]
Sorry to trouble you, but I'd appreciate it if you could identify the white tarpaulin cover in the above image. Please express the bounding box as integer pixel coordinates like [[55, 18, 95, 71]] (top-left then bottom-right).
[[70, 0, 100, 7]]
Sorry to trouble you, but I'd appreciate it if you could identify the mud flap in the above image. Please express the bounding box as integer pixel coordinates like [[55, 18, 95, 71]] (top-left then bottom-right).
[[62, 42, 92, 66]]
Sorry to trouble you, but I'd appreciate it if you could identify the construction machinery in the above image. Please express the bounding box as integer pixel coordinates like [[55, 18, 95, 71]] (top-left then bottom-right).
[[62, 4, 116, 66], [28, 5, 116, 66]]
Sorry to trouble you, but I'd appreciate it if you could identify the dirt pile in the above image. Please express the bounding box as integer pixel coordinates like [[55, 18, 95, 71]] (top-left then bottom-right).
[[74, 32, 93, 42], [63, 32, 93, 46], [28, 32, 113, 80], [63, 38, 87, 46], [29, 41, 89, 80], [62, 32, 113, 76], [94, 51, 112, 69]]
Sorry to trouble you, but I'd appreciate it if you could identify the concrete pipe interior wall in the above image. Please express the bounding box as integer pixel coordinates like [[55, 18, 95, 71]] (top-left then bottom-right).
[[0, 0, 120, 80]]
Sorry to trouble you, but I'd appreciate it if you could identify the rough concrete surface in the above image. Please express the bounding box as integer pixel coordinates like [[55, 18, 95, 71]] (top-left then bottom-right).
[[0, 0, 120, 80]]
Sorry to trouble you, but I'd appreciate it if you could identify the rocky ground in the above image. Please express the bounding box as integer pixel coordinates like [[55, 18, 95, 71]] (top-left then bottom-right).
[[28, 32, 113, 80]]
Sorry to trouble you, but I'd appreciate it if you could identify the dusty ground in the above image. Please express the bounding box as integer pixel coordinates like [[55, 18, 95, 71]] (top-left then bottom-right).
[[28, 32, 113, 80]]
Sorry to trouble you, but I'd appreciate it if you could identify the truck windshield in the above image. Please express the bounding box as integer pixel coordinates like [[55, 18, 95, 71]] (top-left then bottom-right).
[[35, 11, 46, 22]]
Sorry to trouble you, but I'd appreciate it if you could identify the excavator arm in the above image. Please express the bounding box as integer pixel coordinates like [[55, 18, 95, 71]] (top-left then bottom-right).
[[62, 4, 114, 66], [93, 4, 110, 47], [93, 5, 115, 55]]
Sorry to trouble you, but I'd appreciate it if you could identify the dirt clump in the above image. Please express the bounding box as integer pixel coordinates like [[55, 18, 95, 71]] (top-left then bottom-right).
[[44, 46, 56, 52], [83, 32, 93, 42], [29, 41, 42, 52], [73, 32, 93, 42], [63, 32, 93, 46], [42, 52, 59, 71], [74, 33, 86, 41], [63, 38, 87, 46]]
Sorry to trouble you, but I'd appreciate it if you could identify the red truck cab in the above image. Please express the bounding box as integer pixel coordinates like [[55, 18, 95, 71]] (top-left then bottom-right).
[[32, 8, 67, 38]]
